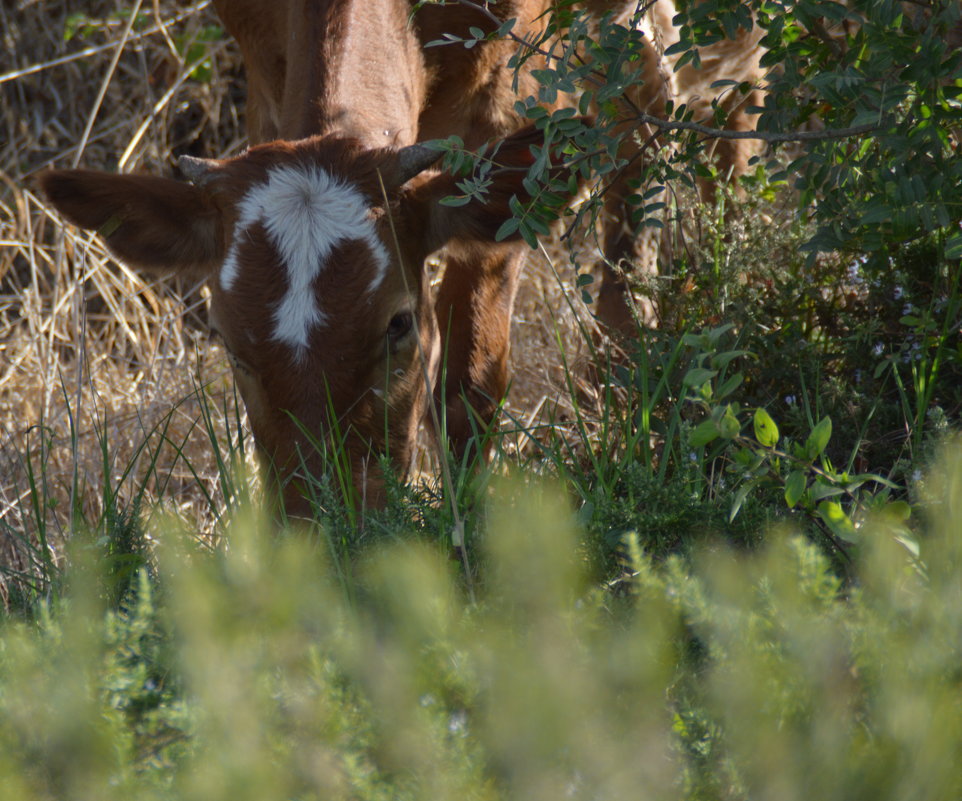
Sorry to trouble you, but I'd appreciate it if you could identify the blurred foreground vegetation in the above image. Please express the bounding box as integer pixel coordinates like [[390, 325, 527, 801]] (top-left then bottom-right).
[[1, 440, 961, 800]]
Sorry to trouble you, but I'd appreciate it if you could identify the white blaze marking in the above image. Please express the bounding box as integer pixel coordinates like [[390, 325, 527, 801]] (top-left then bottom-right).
[[219, 164, 389, 353]]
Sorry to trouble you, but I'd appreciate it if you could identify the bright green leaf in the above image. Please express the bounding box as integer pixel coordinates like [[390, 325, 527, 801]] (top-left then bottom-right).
[[809, 480, 845, 502], [817, 500, 857, 542], [718, 405, 741, 439], [884, 500, 912, 522], [729, 481, 756, 522], [754, 408, 779, 448], [895, 533, 920, 558]]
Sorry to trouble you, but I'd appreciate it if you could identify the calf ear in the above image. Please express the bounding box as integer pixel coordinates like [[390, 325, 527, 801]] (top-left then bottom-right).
[[39, 169, 223, 274], [412, 123, 582, 251]]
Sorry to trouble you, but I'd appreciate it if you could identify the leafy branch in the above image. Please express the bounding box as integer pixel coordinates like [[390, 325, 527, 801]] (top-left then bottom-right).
[[426, 0, 896, 146], [684, 347, 912, 558]]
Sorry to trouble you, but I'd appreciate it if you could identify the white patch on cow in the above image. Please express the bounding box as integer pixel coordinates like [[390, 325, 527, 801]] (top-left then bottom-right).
[[219, 164, 390, 352]]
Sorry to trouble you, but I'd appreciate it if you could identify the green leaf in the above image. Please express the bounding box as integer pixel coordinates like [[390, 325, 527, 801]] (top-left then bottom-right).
[[805, 417, 832, 459], [718, 405, 741, 439], [683, 367, 716, 388], [817, 501, 857, 543], [858, 201, 892, 225], [496, 18, 517, 38], [729, 481, 756, 523], [494, 218, 519, 241], [946, 231, 962, 260], [895, 533, 920, 558], [439, 195, 471, 207], [710, 349, 751, 370], [809, 481, 845, 502], [690, 419, 720, 447], [784, 470, 807, 508], [705, 323, 735, 344], [579, 90, 594, 116], [753, 408, 779, 448], [519, 221, 538, 249], [884, 500, 912, 522], [715, 373, 743, 401]]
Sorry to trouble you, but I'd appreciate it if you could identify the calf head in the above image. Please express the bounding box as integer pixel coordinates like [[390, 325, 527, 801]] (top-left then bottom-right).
[[40, 130, 550, 517]]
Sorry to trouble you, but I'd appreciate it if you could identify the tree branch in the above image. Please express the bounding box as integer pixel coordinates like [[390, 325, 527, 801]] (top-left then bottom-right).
[[436, 0, 888, 145], [628, 111, 887, 144]]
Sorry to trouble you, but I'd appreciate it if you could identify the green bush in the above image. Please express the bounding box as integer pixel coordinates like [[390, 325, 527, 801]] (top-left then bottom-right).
[[2, 440, 962, 799]]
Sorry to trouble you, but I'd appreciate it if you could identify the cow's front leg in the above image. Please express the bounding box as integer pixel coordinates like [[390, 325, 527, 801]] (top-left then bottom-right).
[[433, 243, 527, 457]]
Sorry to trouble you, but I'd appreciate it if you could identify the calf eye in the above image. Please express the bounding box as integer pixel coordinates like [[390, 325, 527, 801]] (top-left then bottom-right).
[[227, 350, 254, 377], [386, 311, 413, 349]]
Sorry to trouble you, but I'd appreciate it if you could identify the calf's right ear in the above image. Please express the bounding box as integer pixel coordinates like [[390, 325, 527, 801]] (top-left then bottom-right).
[[39, 169, 223, 275], [412, 122, 588, 252]]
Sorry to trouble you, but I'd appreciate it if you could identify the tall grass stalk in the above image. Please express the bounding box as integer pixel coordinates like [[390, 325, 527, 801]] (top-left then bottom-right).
[[887, 240, 961, 460]]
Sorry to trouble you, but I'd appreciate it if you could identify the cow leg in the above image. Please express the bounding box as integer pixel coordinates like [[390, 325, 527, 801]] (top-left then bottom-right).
[[696, 86, 765, 204], [595, 169, 665, 337], [594, 8, 672, 337], [433, 244, 526, 456]]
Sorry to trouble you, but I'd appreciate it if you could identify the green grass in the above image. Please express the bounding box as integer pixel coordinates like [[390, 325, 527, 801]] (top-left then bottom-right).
[[4, 181, 958, 595]]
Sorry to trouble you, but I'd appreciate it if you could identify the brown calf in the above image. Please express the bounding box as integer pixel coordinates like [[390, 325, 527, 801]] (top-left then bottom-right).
[[40, 0, 574, 517]]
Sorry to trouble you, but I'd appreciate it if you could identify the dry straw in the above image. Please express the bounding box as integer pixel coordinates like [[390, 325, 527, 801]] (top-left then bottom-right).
[[1, 1, 252, 578]]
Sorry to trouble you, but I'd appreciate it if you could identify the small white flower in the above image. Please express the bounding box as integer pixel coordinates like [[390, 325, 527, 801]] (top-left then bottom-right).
[[846, 260, 867, 286]]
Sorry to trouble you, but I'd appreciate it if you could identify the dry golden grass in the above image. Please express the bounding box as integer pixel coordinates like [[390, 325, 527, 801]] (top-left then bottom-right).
[[0, 0, 598, 578], [1, 1, 257, 577]]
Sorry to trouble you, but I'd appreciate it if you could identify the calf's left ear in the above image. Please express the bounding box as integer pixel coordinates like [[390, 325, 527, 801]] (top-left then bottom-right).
[[39, 169, 223, 275]]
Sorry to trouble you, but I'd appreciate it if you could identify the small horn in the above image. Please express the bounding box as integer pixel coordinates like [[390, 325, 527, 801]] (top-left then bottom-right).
[[396, 143, 441, 184], [177, 154, 220, 186]]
